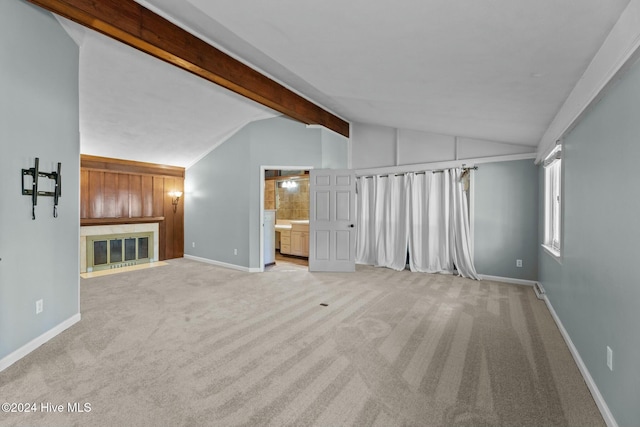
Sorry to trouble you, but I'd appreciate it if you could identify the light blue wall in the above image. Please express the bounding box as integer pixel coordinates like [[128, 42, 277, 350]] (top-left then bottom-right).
[[0, 1, 80, 360], [474, 159, 538, 280], [321, 128, 349, 169], [184, 127, 251, 266], [185, 116, 348, 269], [539, 57, 640, 426]]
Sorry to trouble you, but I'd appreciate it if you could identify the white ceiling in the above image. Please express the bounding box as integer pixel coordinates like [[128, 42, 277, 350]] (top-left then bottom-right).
[[65, 1, 632, 166], [59, 19, 276, 168]]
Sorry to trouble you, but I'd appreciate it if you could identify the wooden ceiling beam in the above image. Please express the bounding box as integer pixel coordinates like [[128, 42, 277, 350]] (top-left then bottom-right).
[[26, 0, 350, 138]]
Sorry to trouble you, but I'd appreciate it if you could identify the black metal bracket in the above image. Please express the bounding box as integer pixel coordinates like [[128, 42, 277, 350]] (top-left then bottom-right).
[[21, 157, 62, 220]]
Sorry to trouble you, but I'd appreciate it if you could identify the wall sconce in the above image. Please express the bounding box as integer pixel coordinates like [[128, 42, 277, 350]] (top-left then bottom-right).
[[168, 191, 182, 212]]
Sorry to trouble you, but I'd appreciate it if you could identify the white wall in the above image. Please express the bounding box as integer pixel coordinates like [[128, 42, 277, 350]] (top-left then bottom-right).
[[397, 129, 455, 164], [352, 122, 536, 169], [351, 124, 397, 168]]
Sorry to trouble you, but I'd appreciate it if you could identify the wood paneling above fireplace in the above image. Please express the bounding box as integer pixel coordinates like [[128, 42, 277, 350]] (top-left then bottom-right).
[[80, 155, 184, 260]]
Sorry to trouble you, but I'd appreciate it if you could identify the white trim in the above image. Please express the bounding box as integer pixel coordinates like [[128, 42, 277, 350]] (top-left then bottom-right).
[[542, 294, 619, 427], [184, 254, 257, 272], [537, 0, 640, 162], [0, 313, 81, 373], [478, 274, 537, 286], [541, 244, 562, 264], [542, 158, 562, 258], [533, 282, 546, 300], [355, 152, 536, 177], [468, 168, 476, 257]]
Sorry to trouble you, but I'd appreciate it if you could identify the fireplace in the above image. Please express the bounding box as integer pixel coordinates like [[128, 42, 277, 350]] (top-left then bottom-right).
[[86, 232, 154, 272], [80, 223, 159, 273]]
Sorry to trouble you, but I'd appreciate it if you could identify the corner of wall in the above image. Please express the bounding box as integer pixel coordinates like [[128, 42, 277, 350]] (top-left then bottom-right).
[[0, 1, 80, 363]]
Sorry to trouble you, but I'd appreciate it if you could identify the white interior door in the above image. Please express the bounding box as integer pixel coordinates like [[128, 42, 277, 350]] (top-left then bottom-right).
[[309, 169, 356, 272]]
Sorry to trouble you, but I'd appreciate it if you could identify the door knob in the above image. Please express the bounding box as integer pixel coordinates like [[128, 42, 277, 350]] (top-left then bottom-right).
[[348, 224, 355, 228]]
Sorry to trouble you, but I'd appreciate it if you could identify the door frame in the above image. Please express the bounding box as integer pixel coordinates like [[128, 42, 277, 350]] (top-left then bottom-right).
[[259, 165, 314, 272]]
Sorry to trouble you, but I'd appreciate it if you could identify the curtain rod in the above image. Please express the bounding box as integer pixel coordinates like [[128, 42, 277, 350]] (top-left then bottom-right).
[[359, 166, 478, 179]]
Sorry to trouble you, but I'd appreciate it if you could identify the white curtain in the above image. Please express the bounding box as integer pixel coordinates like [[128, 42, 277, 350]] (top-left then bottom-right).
[[374, 175, 409, 271], [355, 176, 376, 265], [356, 168, 479, 280], [407, 172, 453, 274], [356, 175, 408, 270], [448, 169, 478, 279]]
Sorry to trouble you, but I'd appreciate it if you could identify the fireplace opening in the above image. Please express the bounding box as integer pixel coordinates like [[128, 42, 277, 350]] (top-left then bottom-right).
[[87, 232, 154, 272]]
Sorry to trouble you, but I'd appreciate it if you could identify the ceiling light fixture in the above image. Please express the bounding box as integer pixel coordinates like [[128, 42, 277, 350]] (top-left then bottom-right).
[[281, 180, 298, 189]]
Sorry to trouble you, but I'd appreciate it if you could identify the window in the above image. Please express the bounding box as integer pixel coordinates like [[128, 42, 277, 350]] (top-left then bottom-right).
[[543, 146, 562, 257]]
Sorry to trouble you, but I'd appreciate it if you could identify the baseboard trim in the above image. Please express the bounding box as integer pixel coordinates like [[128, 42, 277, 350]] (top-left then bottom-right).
[[184, 254, 257, 273], [478, 274, 537, 286], [543, 295, 619, 427], [0, 313, 81, 373]]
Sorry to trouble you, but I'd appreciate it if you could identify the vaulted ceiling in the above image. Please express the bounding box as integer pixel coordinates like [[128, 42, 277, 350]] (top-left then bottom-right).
[[65, 0, 632, 166], [58, 19, 276, 168]]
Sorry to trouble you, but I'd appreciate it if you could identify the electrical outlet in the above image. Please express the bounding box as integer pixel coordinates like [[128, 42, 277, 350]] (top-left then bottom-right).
[[36, 299, 43, 314], [234, 248, 238, 255], [607, 346, 613, 371], [516, 259, 523, 268], [192, 242, 195, 248]]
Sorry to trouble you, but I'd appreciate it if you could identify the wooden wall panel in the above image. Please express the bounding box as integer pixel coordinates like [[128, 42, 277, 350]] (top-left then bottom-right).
[[116, 174, 130, 217], [172, 178, 184, 257], [88, 171, 104, 218], [141, 175, 153, 217], [130, 175, 142, 218], [163, 177, 175, 260], [160, 176, 185, 260], [80, 156, 184, 260], [80, 169, 89, 218], [152, 176, 164, 217], [102, 172, 117, 218]]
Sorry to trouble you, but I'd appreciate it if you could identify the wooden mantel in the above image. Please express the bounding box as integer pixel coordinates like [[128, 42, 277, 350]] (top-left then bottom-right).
[[80, 217, 165, 226], [26, 0, 350, 138]]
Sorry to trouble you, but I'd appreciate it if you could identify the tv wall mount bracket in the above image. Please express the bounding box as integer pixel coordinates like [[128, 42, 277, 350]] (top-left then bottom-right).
[[21, 157, 62, 220]]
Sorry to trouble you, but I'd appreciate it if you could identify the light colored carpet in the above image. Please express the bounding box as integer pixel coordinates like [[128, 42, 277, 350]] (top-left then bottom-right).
[[0, 258, 604, 426]]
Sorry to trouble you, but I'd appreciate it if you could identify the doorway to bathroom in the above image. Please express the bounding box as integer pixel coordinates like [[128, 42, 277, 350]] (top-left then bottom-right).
[[260, 166, 313, 272]]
